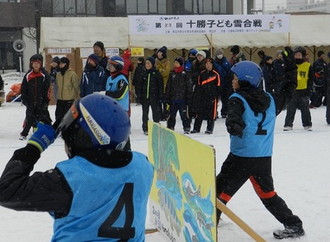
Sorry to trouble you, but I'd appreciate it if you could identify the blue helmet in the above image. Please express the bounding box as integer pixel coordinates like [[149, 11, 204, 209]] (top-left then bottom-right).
[[231, 61, 263, 88], [109, 55, 125, 71], [58, 93, 130, 151]]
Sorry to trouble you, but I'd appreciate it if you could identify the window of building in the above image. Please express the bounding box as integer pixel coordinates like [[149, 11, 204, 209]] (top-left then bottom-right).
[[137, 0, 148, 14], [184, 0, 223, 14], [52, 0, 96, 16]]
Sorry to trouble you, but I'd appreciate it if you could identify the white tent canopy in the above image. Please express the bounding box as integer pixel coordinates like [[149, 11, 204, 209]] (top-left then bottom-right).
[[40, 15, 330, 50]]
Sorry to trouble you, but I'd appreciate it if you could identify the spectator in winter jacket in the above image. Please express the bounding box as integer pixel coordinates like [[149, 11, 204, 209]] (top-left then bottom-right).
[[216, 54, 305, 239], [184, 49, 197, 73], [214, 48, 232, 118], [191, 50, 207, 85], [93, 41, 108, 71], [54, 57, 80, 121], [273, 50, 286, 92], [229, 45, 246, 66], [50, 56, 60, 83], [20, 54, 52, 140], [120, 49, 134, 80], [139, 57, 163, 135], [0, 74, 3, 105], [155, 46, 171, 120], [284, 46, 313, 131], [189, 50, 207, 119], [261, 56, 276, 92], [0, 74, 3, 91], [257, 50, 266, 68], [132, 57, 145, 104], [191, 58, 221, 134], [49, 56, 60, 103], [165, 57, 192, 134], [310, 50, 327, 107], [80, 54, 106, 97], [326, 52, 330, 124]]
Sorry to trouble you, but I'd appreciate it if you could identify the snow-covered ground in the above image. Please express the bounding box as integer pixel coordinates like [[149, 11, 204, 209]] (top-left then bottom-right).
[[0, 73, 329, 241]]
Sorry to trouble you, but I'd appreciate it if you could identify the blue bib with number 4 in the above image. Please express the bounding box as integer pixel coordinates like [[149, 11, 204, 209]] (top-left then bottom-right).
[[53, 152, 153, 242]]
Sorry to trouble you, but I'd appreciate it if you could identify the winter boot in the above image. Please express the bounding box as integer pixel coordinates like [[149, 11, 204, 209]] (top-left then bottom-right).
[[273, 225, 305, 239], [19, 135, 27, 140]]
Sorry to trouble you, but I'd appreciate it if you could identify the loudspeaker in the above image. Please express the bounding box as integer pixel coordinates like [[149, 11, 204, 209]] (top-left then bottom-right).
[[13, 39, 26, 53]]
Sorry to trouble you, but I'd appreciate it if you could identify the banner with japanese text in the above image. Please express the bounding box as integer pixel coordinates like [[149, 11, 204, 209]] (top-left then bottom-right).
[[148, 121, 217, 242], [129, 14, 290, 35]]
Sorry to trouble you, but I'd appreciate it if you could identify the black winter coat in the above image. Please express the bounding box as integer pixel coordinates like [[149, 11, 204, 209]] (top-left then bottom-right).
[[273, 59, 286, 91], [191, 69, 221, 119], [139, 68, 163, 101], [0, 74, 3, 90], [21, 69, 50, 107], [190, 59, 206, 85], [165, 70, 192, 103], [132, 63, 144, 87]]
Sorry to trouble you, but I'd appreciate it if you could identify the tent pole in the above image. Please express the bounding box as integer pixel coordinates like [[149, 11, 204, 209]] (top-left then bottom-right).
[[210, 34, 213, 57]]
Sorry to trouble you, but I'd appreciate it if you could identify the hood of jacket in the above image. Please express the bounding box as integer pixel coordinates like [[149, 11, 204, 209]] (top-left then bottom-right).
[[236, 87, 270, 113]]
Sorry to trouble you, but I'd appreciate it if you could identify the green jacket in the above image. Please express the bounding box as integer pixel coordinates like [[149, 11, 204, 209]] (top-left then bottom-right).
[[56, 69, 80, 100]]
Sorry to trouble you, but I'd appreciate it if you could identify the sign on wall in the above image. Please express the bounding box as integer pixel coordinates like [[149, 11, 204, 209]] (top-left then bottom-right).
[[47, 48, 72, 54], [131, 47, 144, 57], [106, 48, 120, 57], [148, 122, 217, 242], [129, 14, 290, 35]]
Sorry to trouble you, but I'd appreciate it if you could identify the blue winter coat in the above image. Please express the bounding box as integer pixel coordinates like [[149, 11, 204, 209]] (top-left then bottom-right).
[[80, 65, 106, 97]]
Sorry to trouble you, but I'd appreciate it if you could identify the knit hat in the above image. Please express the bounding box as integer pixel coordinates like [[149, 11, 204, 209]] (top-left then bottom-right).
[[30, 54, 43, 65], [138, 57, 145, 62], [174, 57, 184, 66], [230, 45, 240, 55], [276, 50, 283, 56], [52, 56, 60, 64], [93, 41, 105, 51], [203, 49, 211, 58], [157, 46, 167, 55], [60, 57, 70, 66], [317, 50, 325, 57], [88, 54, 99, 65], [205, 57, 214, 64], [196, 50, 206, 59], [214, 48, 224, 57], [146, 56, 155, 66], [264, 56, 273, 63]]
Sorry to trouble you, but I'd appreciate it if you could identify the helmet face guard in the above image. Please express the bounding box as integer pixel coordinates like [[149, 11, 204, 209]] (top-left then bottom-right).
[[55, 94, 130, 150], [55, 100, 80, 138]]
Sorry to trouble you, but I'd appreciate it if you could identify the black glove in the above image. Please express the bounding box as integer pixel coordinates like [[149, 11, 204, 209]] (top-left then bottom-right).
[[226, 123, 243, 138], [282, 46, 297, 88], [282, 46, 296, 72]]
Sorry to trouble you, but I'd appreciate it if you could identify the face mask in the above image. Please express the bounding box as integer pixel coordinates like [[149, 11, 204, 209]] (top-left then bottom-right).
[[217, 54, 223, 60], [295, 58, 304, 64]]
